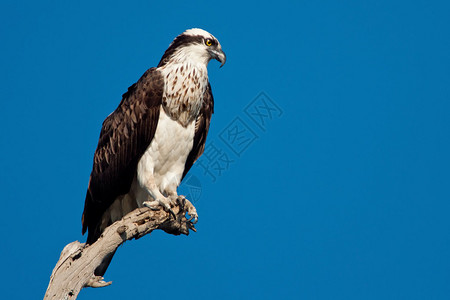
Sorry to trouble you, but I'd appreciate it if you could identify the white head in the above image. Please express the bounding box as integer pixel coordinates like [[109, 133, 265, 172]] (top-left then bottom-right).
[[158, 28, 226, 68]]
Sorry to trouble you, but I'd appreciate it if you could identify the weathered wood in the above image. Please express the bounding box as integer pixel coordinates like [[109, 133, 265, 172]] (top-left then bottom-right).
[[45, 203, 196, 299]]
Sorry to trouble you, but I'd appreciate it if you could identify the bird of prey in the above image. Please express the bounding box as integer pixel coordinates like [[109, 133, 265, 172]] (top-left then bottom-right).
[[81, 28, 225, 274]]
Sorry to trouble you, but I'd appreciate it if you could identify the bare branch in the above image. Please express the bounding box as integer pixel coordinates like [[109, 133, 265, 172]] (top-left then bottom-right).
[[44, 204, 195, 300]]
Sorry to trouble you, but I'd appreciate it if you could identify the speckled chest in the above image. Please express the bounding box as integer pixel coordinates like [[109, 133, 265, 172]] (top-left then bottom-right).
[[159, 63, 209, 127]]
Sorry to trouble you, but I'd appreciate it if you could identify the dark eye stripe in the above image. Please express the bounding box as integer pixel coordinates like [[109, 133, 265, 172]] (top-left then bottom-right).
[[158, 34, 215, 67]]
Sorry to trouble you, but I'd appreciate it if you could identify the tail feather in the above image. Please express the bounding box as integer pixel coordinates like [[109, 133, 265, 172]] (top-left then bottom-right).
[[82, 188, 104, 244]]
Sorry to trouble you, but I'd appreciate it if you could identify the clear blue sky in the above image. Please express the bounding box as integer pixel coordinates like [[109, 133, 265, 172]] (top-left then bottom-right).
[[1, 1, 449, 299]]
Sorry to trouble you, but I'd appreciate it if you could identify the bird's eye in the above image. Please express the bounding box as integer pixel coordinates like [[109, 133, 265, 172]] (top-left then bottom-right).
[[205, 39, 213, 46]]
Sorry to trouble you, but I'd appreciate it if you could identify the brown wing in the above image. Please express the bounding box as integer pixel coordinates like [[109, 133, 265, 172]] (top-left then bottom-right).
[[82, 68, 164, 244], [182, 82, 215, 179]]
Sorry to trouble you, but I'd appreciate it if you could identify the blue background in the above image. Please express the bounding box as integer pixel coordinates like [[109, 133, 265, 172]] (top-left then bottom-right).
[[1, 1, 449, 299]]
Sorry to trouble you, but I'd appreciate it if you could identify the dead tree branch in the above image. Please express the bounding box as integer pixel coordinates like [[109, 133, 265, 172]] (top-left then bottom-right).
[[44, 204, 195, 300]]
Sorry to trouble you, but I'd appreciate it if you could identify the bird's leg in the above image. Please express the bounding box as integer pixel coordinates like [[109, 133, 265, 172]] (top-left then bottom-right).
[[141, 178, 176, 218], [166, 192, 198, 224], [180, 195, 198, 224]]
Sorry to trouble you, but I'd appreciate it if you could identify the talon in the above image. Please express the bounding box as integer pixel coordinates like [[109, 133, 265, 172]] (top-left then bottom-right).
[[183, 198, 198, 224], [168, 208, 176, 219], [176, 196, 186, 210], [187, 215, 198, 224], [169, 195, 198, 225]]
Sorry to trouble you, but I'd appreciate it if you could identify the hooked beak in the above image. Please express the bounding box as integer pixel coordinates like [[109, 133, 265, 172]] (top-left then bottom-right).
[[209, 48, 226, 68]]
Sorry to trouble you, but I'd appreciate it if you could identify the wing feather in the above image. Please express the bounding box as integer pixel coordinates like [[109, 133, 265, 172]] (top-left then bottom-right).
[[182, 82, 214, 179], [82, 68, 164, 244]]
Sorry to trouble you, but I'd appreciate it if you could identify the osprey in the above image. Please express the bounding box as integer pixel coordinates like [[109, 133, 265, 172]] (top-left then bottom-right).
[[81, 28, 225, 274]]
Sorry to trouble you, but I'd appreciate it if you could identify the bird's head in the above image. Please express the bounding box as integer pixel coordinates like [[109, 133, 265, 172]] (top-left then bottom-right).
[[158, 28, 226, 68]]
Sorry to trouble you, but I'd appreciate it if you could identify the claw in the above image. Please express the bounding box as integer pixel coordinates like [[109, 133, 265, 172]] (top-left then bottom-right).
[[168, 208, 176, 219], [176, 196, 186, 210], [181, 197, 198, 224], [187, 216, 198, 224], [167, 195, 198, 225]]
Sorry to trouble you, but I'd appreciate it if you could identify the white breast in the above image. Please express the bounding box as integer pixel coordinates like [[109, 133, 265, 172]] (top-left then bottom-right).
[[135, 107, 195, 203], [100, 108, 196, 229]]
